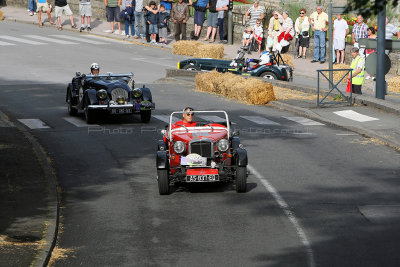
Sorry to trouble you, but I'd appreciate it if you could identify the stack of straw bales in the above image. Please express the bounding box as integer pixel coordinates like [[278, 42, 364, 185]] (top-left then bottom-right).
[[173, 41, 224, 59], [324, 64, 350, 84], [387, 76, 400, 93], [195, 71, 276, 105], [280, 54, 294, 68], [0, 10, 3, 20]]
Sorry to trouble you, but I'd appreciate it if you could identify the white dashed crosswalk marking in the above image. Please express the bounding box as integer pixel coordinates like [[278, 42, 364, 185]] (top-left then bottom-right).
[[282, 116, 324, 126], [0, 35, 46, 45], [0, 40, 15, 46], [84, 35, 126, 43], [198, 115, 228, 123], [333, 110, 379, 122], [240, 116, 280, 125], [63, 117, 99, 127], [152, 115, 179, 124], [23, 35, 78, 44], [18, 119, 50, 129], [49, 35, 108, 44]]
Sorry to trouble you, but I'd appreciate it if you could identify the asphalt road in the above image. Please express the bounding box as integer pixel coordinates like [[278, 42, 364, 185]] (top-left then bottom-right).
[[1, 22, 400, 267]]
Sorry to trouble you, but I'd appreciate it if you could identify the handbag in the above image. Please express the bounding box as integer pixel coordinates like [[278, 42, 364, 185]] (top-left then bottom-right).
[[302, 31, 309, 37]]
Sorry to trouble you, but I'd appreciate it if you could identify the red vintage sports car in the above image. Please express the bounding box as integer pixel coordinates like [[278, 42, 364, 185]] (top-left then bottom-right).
[[156, 111, 248, 195]]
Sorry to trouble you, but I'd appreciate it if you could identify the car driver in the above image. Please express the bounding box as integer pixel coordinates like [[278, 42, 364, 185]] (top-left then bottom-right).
[[173, 107, 197, 128], [90, 63, 100, 75]]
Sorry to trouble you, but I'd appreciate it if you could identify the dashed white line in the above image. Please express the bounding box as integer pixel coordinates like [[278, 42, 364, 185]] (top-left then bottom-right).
[[18, 119, 50, 129], [49, 35, 108, 44], [333, 110, 379, 122], [248, 165, 315, 267], [63, 117, 98, 127], [0, 40, 15, 46], [0, 35, 46, 45], [240, 115, 280, 125], [283, 116, 324, 126], [24, 35, 78, 44], [152, 115, 179, 124]]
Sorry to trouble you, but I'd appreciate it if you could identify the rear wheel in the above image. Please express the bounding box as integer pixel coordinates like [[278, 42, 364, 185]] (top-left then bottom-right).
[[259, 71, 277, 80], [67, 93, 78, 116], [183, 64, 200, 71], [140, 110, 151, 123], [235, 166, 247, 193], [157, 169, 170, 195]]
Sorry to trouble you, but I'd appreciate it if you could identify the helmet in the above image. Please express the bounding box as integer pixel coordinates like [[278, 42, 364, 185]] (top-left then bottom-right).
[[90, 63, 100, 72], [259, 52, 271, 65]]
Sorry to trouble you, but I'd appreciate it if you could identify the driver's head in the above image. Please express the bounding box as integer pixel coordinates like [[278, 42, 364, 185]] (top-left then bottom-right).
[[90, 62, 100, 75], [182, 107, 194, 123]]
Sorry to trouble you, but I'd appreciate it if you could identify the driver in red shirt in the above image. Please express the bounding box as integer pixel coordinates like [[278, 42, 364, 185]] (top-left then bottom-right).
[[173, 107, 197, 128]]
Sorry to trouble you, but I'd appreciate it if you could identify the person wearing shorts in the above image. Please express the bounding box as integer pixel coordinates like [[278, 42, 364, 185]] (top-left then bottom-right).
[[333, 14, 348, 64], [202, 0, 218, 42], [55, 0, 77, 30], [36, 0, 55, 27], [79, 0, 92, 32], [192, 0, 208, 40], [104, 0, 122, 34]]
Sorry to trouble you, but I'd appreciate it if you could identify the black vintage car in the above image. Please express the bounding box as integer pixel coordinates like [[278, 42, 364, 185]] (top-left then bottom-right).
[[66, 72, 155, 123]]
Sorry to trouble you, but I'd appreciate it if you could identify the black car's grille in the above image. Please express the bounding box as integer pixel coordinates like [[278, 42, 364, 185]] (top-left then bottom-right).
[[190, 141, 213, 158], [111, 88, 129, 101]]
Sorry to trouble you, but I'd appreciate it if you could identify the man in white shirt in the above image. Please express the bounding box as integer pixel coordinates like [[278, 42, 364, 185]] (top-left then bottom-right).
[[333, 14, 349, 64]]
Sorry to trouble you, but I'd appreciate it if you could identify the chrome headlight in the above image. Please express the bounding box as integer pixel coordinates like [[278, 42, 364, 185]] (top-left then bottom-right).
[[173, 141, 185, 154], [217, 139, 229, 152], [132, 88, 142, 98], [97, 89, 107, 100]]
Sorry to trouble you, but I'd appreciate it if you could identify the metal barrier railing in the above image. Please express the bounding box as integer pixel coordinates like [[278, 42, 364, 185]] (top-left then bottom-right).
[[317, 68, 353, 106]]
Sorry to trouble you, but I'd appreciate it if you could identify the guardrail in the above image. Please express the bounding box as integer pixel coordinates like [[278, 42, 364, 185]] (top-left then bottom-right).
[[317, 68, 353, 106]]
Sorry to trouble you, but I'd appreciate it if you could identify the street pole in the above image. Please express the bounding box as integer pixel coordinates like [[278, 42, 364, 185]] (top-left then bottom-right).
[[228, 0, 233, 45], [328, 3, 333, 91], [376, 0, 386, 99]]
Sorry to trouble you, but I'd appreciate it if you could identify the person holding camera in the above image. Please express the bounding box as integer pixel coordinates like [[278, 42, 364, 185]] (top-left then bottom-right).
[[295, 8, 310, 59]]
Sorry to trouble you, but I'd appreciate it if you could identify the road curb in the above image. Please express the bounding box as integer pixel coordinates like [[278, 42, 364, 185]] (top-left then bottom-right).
[[0, 110, 59, 267]]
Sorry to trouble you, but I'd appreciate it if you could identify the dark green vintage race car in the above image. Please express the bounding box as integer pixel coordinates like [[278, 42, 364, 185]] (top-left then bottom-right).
[[177, 49, 293, 82]]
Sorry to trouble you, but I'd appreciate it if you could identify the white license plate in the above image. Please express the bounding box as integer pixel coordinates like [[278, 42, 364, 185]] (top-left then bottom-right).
[[186, 174, 219, 182], [111, 108, 132, 114]]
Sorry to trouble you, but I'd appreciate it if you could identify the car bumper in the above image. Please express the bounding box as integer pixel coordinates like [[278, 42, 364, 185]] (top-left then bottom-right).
[[88, 102, 155, 113]]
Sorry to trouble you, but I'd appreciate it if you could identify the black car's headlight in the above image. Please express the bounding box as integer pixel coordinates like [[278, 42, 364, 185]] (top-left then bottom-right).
[[97, 89, 107, 100], [217, 139, 229, 152], [173, 141, 185, 154], [132, 88, 142, 98]]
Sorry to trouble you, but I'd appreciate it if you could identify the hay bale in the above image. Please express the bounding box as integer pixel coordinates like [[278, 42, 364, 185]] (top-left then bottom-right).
[[280, 54, 294, 68], [0, 10, 3, 21], [193, 44, 224, 59], [387, 76, 400, 93], [323, 64, 350, 84], [195, 71, 276, 104], [172, 40, 202, 56]]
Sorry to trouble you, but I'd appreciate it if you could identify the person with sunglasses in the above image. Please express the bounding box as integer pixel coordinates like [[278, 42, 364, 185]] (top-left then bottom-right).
[[173, 107, 197, 128], [295, 8, 310, 59]]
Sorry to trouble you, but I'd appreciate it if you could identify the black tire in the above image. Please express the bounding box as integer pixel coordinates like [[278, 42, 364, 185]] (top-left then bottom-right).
[[140, 110, 151, 123], [183, 64, 200, 71], [84, 101, 96, 124], [157, 169, 170, 195], [235, 166, 247, 193], [67, 93, 78, 116], [259, 71, 278, 80]]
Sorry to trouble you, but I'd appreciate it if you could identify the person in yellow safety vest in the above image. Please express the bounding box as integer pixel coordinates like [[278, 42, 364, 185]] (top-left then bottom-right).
[[348, 47, 365, 94]]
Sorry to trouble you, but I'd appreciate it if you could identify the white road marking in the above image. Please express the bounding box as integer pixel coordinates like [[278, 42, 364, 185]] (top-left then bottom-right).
[[283, 116, 324, 126], [130, 58, 176, 68], [63, 117, 98, 127], [152, 115, 179, 124], [198, 115, 235, 124], [18, 119, 50, 129], [49, 35, 108, 44], [84, 35, 126, 43], [240, 115, 280, 125], [336, 133, 359, 136], [23, 35, 78, 44], [0, 35, 46, 45], [333, 110, 379, 122], [0, 40, 15, 46], [248, 165, 315, 267]]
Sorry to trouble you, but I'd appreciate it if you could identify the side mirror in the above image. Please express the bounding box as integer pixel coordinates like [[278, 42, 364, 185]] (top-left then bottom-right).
[[232, 130, 240, 136], [161, 129, 167, 136]]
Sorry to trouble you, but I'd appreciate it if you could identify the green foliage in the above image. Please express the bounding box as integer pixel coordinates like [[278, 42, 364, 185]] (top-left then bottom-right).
[[346, 0, 399, 18], [280, 0, 306, 23]]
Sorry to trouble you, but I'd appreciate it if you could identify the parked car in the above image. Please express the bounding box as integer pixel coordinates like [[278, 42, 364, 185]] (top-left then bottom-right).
[[66, 72, 155, 123], [177, 49, 293, 81], [156, 110, 248, 195]]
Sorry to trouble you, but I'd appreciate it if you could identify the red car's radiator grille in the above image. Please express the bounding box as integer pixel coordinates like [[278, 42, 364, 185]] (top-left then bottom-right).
[[189, 141, 213, 158]]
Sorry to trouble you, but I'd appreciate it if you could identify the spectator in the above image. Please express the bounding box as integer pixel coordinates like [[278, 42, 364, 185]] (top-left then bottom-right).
[[365, 26, 376, 79], [252, 19, 263, 52], [55, 0, 77, 30], [385, 17, 400, 54], [277, 11, 294, 45], [268, 10, 283, 51], [216, 0, 228, 43], [29, 0, 36, 16], [348, 46, 365, 95], [121, 0, 135, 37], [158, 4, 170, 44], [309, 5, 328, 63], [171, 0, 189, 41], [242, 26, 253, 47], [351, 14, 368, 55], [160, 0, 173, 33], [79, 0, 92, 32], [134, 0, 145, 39], [104, 0, 122, 34], [192, 0, 209, 40], [295, 8, 310, 59], [203, 0, 218, 42], [245, 0, 265, 28], [36, 0, 54, 27], [333, 14, 348, 64], [146, 1, 159, 44]]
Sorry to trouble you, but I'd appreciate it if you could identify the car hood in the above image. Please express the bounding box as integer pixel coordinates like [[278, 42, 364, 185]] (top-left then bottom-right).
[[171, 126, 228, 143]]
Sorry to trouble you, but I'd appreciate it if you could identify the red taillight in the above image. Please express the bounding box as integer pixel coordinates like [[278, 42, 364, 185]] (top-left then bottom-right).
[[101, 101, 104, 104], [281, 76, 285, 80], [137, 99, 140, 103]]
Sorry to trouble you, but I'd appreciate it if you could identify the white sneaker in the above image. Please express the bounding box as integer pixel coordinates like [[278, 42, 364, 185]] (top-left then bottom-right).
[[366, 75, 371, 80]]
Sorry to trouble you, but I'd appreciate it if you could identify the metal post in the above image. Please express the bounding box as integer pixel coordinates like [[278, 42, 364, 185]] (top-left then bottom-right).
[[317, 71, 320, 107], [228, 10, 233, 45], [328, 3, 333, 91], [376, 0, 386, 100]]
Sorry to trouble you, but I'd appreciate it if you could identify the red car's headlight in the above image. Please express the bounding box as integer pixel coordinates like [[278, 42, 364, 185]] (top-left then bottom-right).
[[217, 139, 229, 152], [173, 141, 185, 154]]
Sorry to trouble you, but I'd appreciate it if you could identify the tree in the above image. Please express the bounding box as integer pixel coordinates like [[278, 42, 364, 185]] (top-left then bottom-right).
[[345, 0, 398, 17]]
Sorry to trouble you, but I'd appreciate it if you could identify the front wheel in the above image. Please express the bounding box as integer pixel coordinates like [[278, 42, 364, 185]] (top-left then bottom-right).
[[183, 64, 200, 71], [84, 103, 96, 124], [259, 71, 277, 80], [157, 169, 170, 195], [140, 110, 151, 123], [235, 166, 247, 193]]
